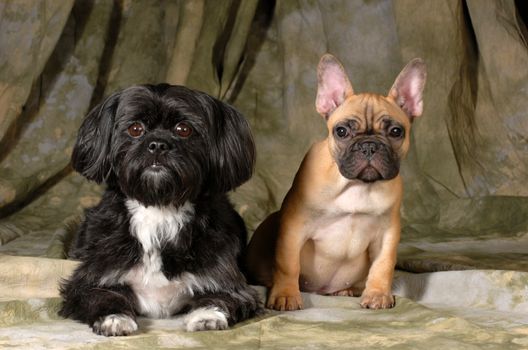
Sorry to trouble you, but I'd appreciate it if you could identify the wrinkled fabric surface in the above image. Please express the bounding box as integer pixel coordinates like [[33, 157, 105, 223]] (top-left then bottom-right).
[[1, 255, 528, 349], [0, 0, 527, 348]]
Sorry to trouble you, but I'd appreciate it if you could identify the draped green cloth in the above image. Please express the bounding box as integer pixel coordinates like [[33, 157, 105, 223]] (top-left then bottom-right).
[[0, 1, 527, 348]]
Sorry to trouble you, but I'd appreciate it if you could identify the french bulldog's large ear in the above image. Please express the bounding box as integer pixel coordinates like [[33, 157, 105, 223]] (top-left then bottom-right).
[[388, 58, 426, 120], [71, 91, 121, 184], [316, 54, 354, 119], [207, 99, 255, 193]]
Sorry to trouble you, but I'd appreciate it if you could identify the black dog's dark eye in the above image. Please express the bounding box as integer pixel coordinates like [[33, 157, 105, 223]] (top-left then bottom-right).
[[128, 122, 145, 138], [175, 122, 192, 138], [335, 126, 349, 138], [389, 126, 403, 138]]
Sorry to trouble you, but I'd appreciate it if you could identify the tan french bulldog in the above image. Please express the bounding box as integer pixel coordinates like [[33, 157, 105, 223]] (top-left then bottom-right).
[[245, 54, 426, 311]]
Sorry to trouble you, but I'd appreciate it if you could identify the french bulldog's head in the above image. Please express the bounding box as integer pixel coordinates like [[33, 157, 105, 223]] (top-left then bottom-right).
[[316, 54, 426, 182]]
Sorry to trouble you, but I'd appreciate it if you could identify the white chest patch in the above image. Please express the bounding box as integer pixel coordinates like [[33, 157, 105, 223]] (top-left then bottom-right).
[[123, 200, 198, 318], [332, 180, 396, 216], [307, 181, 397, 261], [126, 199, 195, 252]]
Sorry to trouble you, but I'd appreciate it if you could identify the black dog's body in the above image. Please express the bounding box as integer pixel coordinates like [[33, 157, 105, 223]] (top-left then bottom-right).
[[61, 190, 257, 333], [59, 84, 261, 336]]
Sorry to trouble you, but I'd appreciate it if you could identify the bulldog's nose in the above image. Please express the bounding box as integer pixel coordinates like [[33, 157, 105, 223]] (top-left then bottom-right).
[[359, 141, 378, 160], [148, 140, 170, 154]]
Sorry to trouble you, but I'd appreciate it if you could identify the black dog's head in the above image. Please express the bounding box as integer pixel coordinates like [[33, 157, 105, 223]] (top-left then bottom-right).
[[72, 84, 255, 206]]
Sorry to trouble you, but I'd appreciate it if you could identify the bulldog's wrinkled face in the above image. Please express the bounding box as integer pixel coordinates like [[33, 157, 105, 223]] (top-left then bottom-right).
[[315, 54, 426, 183], [327, 94, 411, 182]]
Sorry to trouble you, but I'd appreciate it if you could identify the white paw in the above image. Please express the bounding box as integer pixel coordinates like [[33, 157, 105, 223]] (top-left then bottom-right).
[[92, 314, 138, 336], [184, 307, 229, 332]]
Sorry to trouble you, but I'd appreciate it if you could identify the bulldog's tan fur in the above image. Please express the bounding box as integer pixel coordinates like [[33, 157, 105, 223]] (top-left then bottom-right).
[[245, 54, 426, 311]]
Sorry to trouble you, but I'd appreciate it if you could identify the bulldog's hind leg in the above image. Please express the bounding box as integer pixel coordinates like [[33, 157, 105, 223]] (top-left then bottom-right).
[[329, 286, 364, 297]]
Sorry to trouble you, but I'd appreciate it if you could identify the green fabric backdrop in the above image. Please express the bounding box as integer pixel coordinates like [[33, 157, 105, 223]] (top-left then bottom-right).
[[0, 1, 528, 348], [0, 0, 527, 272]]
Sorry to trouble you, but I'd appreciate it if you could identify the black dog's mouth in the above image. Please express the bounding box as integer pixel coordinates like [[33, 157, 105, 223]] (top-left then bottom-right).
[[117, 152, 202, 207], [142, 154, 170, 173], [145, 161, 166, 172]]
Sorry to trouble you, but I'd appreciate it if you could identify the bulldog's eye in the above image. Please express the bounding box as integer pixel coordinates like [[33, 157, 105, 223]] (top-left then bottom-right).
[[389, 126, 403, 138], [175, 122, 192, 138], [128, 122, 145, 138], [335, 126, 349, 139]]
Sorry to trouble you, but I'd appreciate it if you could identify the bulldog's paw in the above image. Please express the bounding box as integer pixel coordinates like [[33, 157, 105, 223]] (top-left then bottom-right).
[[360, 290, 395, 309], [92, 314, 138, 336], [185, 307, 228, 332], [267, 286, 303, 311]]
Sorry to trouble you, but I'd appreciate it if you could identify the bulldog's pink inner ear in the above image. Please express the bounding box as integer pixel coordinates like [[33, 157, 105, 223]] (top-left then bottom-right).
[[316, 55, 354, 118], [389, 58, 426, 120]]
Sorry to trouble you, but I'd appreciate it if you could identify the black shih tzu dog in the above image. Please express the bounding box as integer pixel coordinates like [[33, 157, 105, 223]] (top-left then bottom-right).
[[59, 84, 261, 336]]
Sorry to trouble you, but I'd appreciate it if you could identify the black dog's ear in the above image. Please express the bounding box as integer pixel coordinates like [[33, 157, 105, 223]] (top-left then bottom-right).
[[71, 91, 121, 183], [207, 99, 255, 193]]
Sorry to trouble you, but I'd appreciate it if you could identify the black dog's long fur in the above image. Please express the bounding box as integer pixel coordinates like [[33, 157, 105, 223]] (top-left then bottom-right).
[[59, 84, 261, 335]]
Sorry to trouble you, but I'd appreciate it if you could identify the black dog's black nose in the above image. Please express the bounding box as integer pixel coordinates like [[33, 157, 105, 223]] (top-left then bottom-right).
[[148, 141, 170, 154], [359, 141, 378, 159]]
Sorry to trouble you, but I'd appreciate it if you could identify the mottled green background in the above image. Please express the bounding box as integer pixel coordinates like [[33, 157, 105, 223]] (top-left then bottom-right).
[[0, 0, 527, 348]]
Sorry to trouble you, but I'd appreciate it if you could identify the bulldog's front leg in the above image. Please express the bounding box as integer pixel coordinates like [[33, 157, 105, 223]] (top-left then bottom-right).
[[267, 214, 307, 311], [360, 212, 400, 309]]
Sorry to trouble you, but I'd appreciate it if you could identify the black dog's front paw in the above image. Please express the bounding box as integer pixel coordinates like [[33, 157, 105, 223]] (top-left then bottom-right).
[[92, 314, 138, 336], [184, 307, 229, 332]]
